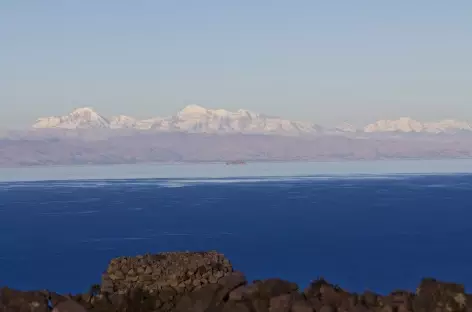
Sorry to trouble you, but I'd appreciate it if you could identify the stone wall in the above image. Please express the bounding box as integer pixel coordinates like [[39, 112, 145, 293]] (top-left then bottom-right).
[[101, 251, 233, 295]]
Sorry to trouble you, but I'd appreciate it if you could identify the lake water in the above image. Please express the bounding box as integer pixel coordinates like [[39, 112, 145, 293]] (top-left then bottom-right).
[[1, 160, 472, 294]]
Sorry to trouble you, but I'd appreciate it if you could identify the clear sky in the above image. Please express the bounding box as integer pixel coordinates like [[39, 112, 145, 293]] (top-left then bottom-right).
[[1, 1, 471, 128]]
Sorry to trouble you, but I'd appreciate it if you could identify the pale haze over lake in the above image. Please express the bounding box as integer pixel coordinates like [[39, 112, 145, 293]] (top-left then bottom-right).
[[1, 159, 472, 182]]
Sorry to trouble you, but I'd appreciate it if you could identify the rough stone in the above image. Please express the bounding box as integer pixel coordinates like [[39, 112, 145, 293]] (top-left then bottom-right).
[[52, 300, 88, 312], [413, 278, 467, 312], [0, 288, 49, 312], [174, 284, 221, 312], [291, 300, 313, 312], [269, 294, 292, 312], [100, 251, 233, 294]]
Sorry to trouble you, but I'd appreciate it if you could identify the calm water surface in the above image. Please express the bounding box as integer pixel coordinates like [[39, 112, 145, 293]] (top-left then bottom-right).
[[1, 161, 472, 294]]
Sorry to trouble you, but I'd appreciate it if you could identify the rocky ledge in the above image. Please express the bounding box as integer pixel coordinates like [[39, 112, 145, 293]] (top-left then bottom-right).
[[1, 251, 470, 312]]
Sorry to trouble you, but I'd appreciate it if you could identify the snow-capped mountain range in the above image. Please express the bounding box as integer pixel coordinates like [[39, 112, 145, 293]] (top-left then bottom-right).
[[33, 105, 324, 135], [32, 105, 472, 135], [364, 117, 472, 134]]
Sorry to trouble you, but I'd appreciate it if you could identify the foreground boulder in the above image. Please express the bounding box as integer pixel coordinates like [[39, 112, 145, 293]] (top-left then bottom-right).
[[0, 288, 48, 312], [1, 251, 470, 312]]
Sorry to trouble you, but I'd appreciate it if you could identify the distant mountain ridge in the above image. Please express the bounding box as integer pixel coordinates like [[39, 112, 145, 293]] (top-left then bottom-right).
[[33, 107, 110, 129], [32, 105, 472, 135], [2, 106, 472, 167], [364, 117, 472, 134], [33, 105, 324, 136]]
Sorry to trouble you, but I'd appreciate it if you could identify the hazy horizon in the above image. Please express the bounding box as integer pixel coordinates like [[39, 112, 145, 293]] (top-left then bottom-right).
[[2, 159, 472, 182], [1, 1, 471, 128]]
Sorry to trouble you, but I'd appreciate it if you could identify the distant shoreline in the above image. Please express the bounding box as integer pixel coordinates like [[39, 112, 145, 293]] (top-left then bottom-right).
[[1, 156, 472, 170], [2, 158, 472, 183]]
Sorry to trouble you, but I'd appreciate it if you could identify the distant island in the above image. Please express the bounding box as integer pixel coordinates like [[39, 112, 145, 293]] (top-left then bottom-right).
[[225, 160, 247, 165], [1, 251, 468, 312]]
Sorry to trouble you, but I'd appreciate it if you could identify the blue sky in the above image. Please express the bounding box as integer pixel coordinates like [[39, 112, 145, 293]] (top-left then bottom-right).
[[1, 1, 471, 128]]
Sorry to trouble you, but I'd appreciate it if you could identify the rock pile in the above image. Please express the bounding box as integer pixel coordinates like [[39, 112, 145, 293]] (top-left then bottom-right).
[[101, 251, 233, 295], [1, 251, 471, 312]]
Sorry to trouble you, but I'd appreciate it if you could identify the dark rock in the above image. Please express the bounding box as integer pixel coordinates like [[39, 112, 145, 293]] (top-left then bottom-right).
[[174, 284, 222, 312], [229, 285, 259, 302], [291, 299, 313, 312], [89, 294, 114, 312], [216, 272, 247, 302], [378, 306, 394, 312], [228, 279, 297, 303], [124, 288, 162, 312], [351, 304, 370, 312], [319, 305, 335, 312], [100, 275, 114, 294], [381, 290, 413, 312], [304, 279, 330, 298], [108, 293, 127, 309], [361, 291, 378, 307], [413, 278, 467, 312], [269, 294, 292, 312], [221, 301, 252, 312], [218, 272, 247, 291], [52, 300, 88, 312], [0, 288, 49, 312], [159, 287, 177, 303], [255, 279, 299, 299], [304, 279, 352, 309], [251, 298, 270, 312]]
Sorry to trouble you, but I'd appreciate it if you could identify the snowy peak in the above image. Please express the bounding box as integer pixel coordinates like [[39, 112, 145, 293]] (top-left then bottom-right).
[[33, 107, 110, 129], [364, 117, 424, 133], [364, 117, 472, 133], [172, 105, 323, 135], [425, 119, 472, 133], [33, 105, 324, 135], [70, 107, 97, 116], [178, 104, 209, 115], [109, 115, 139, 129]]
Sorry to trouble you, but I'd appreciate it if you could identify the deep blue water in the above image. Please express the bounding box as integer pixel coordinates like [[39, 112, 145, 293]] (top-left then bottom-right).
[[1, 174, 472, 294]]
